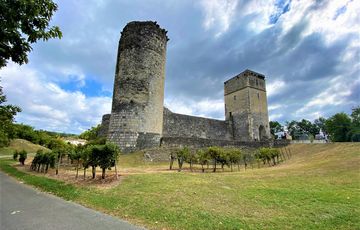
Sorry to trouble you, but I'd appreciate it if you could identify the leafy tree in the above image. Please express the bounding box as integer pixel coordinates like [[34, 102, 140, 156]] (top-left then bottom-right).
[[13, 150, 19, 160], [71, 147, 82, 179], [325, 113, 352, 142], [0, 84, 21, 146], [176, 147, 189, 172], [18, 150, 27, 165], [79, 125, 101, 141], [348, 106, 360, 142], [206, 147, 222, 172], [269, 121, 283, 135], [197, 149, 210, 172], [0, 0, 62, 68], [30, 149, 55, 173]]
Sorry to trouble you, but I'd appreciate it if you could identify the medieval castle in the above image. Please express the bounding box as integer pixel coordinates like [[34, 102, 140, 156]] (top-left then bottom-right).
[[99, 21, 271, 153]]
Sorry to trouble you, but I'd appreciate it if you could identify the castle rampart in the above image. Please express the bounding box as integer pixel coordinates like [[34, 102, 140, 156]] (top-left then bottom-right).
[[101, 21, 271, 153]]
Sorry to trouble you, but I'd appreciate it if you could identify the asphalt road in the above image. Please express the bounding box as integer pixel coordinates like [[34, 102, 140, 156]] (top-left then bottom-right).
[[0, 171, 145, 230]]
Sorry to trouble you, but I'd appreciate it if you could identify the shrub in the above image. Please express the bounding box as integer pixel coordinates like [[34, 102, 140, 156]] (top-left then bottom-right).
[[13, 150, 19, 161], [18, 150, 27, 165]]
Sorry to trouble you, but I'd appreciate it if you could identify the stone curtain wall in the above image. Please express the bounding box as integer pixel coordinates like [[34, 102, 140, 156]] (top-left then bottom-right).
[[161, 136, 272, 149], [162, 108, 233, 140]]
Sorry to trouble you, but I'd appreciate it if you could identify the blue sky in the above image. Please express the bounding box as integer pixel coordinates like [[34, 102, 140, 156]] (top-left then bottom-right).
[[1, 0, 359, 134]]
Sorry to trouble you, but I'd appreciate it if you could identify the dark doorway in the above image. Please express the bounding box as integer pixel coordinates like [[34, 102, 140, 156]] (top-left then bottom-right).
[[259, 125, 266, 141]]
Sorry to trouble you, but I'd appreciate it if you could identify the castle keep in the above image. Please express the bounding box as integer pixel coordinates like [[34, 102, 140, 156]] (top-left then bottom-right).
[[100, 21, 271, 152]]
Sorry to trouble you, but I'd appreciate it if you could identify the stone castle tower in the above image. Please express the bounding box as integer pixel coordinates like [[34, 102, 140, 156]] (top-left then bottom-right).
[[102, 21, 271, 152], [224, 70, 270, 141], [107, 21, 168, 152]]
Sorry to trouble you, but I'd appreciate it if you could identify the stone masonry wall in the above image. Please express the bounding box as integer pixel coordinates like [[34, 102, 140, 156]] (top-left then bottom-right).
[[107, 21, 168, 152], [98, 114, 110, 138], [162, 108, 233, 140]]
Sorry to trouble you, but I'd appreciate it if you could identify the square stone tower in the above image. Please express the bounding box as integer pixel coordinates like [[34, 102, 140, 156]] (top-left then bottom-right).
[[224, 69, 271, 141]]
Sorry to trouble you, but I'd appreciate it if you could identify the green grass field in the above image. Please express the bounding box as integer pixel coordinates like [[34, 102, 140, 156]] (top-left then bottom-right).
[[0, 142, 359, 229]]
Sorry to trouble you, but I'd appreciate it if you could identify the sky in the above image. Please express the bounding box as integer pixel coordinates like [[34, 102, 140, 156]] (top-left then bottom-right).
[[1, 0, 359, 134]]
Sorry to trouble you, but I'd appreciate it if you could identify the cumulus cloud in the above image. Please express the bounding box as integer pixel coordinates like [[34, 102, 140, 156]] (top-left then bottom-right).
[[0, 63, 111, 133], [200, 0, 238, 37]]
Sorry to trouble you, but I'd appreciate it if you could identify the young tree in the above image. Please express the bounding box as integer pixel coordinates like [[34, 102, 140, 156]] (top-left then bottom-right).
[[18, 150, 27, 165], [206, 147, 222, 172], [71, 148, 82, 179], [0, 0, 62, 68], [13, 150, 19, 161], [197, 149, 210, 173], [176, 147, 189, 172]]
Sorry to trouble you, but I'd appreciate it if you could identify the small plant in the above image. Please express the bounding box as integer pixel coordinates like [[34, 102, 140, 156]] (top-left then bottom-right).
[[18, 150, 27, 165], [13, 150, 19, 161]]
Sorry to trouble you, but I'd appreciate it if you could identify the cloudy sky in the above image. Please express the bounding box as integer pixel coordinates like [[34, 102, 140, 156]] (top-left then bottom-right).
[[1, 0, 359, 134]]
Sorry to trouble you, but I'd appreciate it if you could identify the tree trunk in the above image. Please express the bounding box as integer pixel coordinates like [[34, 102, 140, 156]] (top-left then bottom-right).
[[213, 161, 217, 172], [102, 168, 106, 179], [45, 164, 49, 173], [115, 162, 118, 180], [201, 164, 204, 173], [56, 157, 60, 175], [83, 168, 86, 180], [92, 166, 96, 179], [230, 163, 233, 172], [190, 161, 193, 172], [75, 161, 79, 179], [178, 158, 183, 172], [169, 157, 174, 170]]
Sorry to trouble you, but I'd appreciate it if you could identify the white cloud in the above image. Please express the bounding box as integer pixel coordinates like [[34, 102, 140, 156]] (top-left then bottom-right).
[[295, 75, 359, 118], [279, 0, 360, 44], [0, 63, 111, 134], [200, 0, 238, 37], [165, 97, 224, 120], [267, 80, 286, 97]]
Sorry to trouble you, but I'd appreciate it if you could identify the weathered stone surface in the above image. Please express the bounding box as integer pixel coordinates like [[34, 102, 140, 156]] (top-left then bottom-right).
[[107, 21, 167, 152], [99, 22, 273, 153], [162, 108, 232, 140], [98, 114, 110, 138]]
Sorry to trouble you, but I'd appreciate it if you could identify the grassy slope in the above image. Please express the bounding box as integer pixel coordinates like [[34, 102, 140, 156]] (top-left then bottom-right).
[[1, 143, 359, 229], [0, 139, 49, 156]]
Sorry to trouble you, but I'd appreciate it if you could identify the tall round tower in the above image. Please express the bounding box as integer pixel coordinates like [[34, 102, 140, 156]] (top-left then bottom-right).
[[108, 21, 168, 152]]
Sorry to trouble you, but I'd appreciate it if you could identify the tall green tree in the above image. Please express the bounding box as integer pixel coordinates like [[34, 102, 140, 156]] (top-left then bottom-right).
[[269, 121, 283, 135], [79, 125, 101, 140], [0, 84, 21, 146], [325, 113, 352, 142], [0, 0, 62, 68], [348, 106, 360, 142]]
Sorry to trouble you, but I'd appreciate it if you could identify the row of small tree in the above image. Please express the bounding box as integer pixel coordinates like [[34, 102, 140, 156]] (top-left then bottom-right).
[[29, 142, 120, 180], [170, 146, 291, 172]]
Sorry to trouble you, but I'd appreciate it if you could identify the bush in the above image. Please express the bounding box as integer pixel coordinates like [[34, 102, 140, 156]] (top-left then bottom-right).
[[18, 150, 27, 165], [13, 150, 19, 161]]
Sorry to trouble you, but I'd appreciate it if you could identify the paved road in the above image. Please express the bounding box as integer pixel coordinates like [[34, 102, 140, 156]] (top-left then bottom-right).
[[0, 171, 145, 230]]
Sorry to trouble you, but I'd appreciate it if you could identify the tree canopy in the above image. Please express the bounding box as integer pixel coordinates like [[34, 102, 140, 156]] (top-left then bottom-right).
[[0, 85, 21, 146], [0, 0, 62, 68]]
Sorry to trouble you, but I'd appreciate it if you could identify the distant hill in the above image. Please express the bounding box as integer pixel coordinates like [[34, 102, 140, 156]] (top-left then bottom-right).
[[0, 139, 50, 156]]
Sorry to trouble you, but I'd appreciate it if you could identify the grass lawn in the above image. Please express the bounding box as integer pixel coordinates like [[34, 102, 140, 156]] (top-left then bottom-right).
[[1, 143, 359, 229]]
